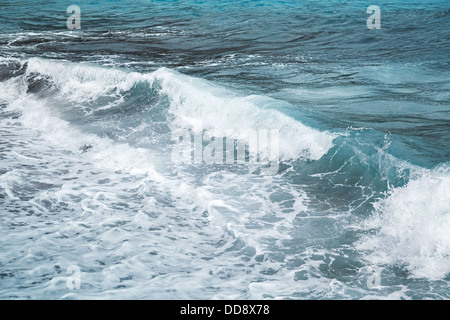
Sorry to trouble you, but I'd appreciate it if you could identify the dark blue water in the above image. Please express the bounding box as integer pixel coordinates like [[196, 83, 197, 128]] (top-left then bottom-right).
[[0, 0, 449, 299]]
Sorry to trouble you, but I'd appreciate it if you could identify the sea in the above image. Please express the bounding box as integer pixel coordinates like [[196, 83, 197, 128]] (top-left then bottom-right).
[[0, 0, 449, 299]]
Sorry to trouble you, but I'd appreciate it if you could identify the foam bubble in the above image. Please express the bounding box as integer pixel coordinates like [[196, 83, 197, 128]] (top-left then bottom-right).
[[357, 165, 450, 280]]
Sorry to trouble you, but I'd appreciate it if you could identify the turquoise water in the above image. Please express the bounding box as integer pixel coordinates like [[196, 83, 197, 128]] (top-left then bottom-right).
[[0, 0, 449, 299]]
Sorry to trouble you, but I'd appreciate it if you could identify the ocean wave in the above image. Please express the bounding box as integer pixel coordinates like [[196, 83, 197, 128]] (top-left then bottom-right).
[[2, 57, 336, 162]]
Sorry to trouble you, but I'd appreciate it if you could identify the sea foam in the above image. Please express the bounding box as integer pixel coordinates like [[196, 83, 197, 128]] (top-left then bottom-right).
[[357, 164, 450, 280]]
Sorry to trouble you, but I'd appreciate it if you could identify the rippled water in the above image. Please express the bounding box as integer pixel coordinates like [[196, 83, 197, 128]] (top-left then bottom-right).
[[0, 0, 449, 299]]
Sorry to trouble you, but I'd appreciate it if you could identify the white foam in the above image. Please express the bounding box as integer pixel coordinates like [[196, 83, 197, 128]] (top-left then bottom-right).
[[25, 58, 143, 104], [357, 164, 450, 280], [4, 92, 162, 181]]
